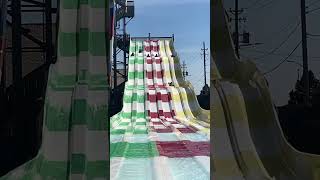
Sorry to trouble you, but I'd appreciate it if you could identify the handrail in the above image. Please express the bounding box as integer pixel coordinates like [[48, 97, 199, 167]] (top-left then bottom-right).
[[131, 36, 173, 40]]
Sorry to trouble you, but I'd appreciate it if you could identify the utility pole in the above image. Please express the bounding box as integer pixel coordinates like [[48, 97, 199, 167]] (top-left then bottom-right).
[[229, 0, 246, 58], [181, 61, 189, 80], [201, 42, 208, 85], [300, 0, 309, 105], [234, 0, 239, 58]]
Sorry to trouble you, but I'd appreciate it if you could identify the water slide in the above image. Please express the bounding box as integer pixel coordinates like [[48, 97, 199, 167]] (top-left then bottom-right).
[[1, 1, 109, 179], [110, 39, 210, 179], [212, 0, 320, 179]]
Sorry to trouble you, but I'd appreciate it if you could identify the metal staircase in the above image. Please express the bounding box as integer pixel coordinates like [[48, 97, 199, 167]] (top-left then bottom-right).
[[116, 34, 130, 53], [114, 0, 134, 53]]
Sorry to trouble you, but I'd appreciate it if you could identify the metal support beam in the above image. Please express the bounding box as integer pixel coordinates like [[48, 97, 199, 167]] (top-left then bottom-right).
[[45, 0, 53, 63], [115, 0, 126, 7], [22, 0, 45, 6], [6, 0, 57, 85], [12, 0, 22, 83], [113, 30, 117, 88], [8, 9, 57, 13], [123, 17, 127, 80], [113, 68, 126, 78], [116, 48, 122, 55], [6, 20, 45, 47]]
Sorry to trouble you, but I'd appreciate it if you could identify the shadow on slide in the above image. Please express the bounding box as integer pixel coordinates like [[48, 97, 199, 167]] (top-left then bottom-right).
[[211, 0, 320, 179]]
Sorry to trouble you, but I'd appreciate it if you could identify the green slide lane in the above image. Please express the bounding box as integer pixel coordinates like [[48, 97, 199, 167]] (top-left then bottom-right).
[[1, 0, 109, 179]]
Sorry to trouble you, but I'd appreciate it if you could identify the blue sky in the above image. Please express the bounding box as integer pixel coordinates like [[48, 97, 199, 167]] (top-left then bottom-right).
[[127, 0, 210, 94]]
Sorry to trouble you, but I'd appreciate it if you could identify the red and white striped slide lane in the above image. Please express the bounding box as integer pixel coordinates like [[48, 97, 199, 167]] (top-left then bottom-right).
[[144, 40, 191, 134], [144, 40, 210, 178], [144, 39, 210, 143]]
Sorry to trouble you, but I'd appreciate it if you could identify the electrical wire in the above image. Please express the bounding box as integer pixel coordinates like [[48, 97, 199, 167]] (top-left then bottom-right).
[[252, 18, 300, 47], [307, 0, 320, 7], [242, 17, 299, 49], [263, 40, 302, 75], [246, 0, 276, 12], [253, 21, 301, 60], [253, 0, 275, 10], [307, 33, 320, 41], [308, 37, 320, 41], [308, 33, 320, 36], [307, 6, 320, 13], [246, 0, 269, 9], [275, 18, 300, 36], [244, 48, 320, 60]]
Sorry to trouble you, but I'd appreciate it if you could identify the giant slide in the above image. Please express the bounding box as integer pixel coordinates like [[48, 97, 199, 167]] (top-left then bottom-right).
[[212, 0, 320, 179], [1, 0, 109, 179], [110, 39, 210, 180]]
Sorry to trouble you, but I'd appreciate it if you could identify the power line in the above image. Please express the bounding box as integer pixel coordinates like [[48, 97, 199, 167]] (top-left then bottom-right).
[[307, 6, 320, 13], [246, 0, 263, 9], [307, 0, 320, 7], [263, 40, 302, 75], [247, 18, 299, 48], [253, 21, 301, 60], [243, 48, 320, 60], [308, 36, 320, 40], [253, 0, 275, 10], [307, 33, 320, 36], [246, 0, 269, 9], [286, 60, 303, 67], [274, 19, 300, 36], [244, 18, 298, 48], [246, 0, 276, 12]]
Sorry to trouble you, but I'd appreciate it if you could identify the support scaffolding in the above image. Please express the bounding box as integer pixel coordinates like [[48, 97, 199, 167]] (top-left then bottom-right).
[[112, 0, 134, 89], [3, 0, 57, 86], [0, 0, 58, 176]]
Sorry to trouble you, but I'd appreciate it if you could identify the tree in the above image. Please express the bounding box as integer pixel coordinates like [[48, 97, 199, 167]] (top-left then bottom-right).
[[288, 70, 320, 106]]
